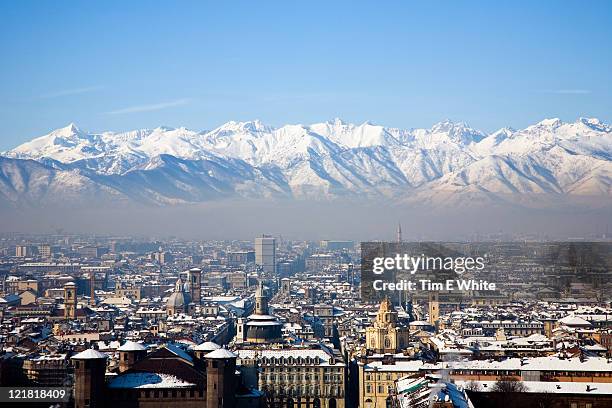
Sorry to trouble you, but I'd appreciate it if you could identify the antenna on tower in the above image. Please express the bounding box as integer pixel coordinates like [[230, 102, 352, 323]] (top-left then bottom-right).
[[396, 222, 402, 243]]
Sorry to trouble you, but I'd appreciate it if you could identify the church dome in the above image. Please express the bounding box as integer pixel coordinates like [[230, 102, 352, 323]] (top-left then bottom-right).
[[167, 291, 186, 309]]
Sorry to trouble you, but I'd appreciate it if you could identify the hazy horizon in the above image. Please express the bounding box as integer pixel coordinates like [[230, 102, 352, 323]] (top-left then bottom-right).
[[1, 198, 610, 241]]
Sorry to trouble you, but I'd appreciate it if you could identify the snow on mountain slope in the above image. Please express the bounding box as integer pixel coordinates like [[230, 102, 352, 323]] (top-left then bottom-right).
[[1, 117, 611, 207], [0, 156, 127, 207]]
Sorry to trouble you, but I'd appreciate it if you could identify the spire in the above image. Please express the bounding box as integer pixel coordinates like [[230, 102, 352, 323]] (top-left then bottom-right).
[[174, 278, 183, 292], [397, 222, 402, 243]]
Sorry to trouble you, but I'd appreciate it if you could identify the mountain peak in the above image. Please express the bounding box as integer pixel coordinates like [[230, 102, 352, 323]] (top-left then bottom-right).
[[217, 119, 272, 133], [577, 117, 610, 132], [536, 118, 562, 127], [323, 117, 348, 127], [53, 122, 81, 136], [431, 119, 470, 132]]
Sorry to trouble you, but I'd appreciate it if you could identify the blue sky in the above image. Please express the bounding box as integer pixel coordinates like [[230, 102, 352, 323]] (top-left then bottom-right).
[[1, 1, 611, 150]]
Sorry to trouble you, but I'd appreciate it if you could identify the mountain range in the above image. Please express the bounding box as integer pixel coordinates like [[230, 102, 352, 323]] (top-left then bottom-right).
[[1, 117, 611, 208]]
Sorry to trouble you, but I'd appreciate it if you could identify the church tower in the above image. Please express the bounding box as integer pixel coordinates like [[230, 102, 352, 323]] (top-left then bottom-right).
[[365, 298, 410, 353], [188, 267, 202, 304], [428, 292, 440, 329], [255, 282, 268, 315], [64, 281, 76, 319]]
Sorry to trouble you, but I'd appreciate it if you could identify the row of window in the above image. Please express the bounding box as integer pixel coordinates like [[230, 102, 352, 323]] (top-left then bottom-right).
[[260, 356, 330, 365], [365, 384, 394, 395], [262, 374, 342, 383], [263, 367, 342, 374], [109, 389, 200, 400]]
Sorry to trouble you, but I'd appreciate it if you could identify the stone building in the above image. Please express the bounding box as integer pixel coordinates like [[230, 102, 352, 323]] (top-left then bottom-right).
[[71, 341, 262, 408], [237, 348, 346, 408], [235, 283, 282, 344], [364, 298, 410, 354]]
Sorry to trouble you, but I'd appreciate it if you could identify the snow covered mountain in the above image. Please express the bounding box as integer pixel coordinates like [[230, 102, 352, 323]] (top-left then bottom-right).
[[2, 117, 611, 208]]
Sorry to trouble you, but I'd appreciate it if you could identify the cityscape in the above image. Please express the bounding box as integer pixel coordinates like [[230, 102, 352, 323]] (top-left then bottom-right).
[[2, 1, 612, 407], [0, 231, 610, 407]]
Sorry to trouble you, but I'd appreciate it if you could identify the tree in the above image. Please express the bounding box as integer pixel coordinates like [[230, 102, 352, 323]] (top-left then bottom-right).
[[491, 376, 528, 393]]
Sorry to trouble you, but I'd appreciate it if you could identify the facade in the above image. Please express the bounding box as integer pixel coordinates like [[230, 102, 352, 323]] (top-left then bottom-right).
[[364, 298, 410, 354], [228, 251, 256, 267], [71, 343, 260, 408], [305, 254, 338, 271], [64, 281, 77, 319], [22, 354, 69, 386], [237, 348, 346, 408]]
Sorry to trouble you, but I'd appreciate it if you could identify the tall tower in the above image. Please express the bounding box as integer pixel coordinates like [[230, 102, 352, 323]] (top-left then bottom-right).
[[205, 348, 237, 408], [254, 282, 268, 315], [89, 272, 96, 306], [71, 349, 108, 408], [396, 222, 402, 243], [188, 267, 202, 304], [428, 292, 440, 329], [255, 235, 276, 273], [280, 278, 291, 294], [64, 282, 76, 319]]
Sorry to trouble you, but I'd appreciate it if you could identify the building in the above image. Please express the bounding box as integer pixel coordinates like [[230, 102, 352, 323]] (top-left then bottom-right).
[[320, 241, 354, 251], [22, 354, 69, 386], [228, 251, 256, 267], [255, 236, 276, 273], [365, 298, 410, 354], [167, 278, 194, 316], [237, 348, 346, 408], [71, 343, 259, 408], [306, 254, 339, 271], [166, 269, 202, 316], [64, 282, 76, 319], [236, 283, 282, 344], [15, 245, 31, 257], [38, 244, 52, 258]]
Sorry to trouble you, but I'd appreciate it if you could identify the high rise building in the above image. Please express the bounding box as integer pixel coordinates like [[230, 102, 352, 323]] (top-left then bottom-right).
[[15, 245, 29, 257], [255, 235, 276, 273]]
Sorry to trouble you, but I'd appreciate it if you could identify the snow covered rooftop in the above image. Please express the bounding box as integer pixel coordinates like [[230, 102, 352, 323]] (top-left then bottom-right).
[[164, 343, 193, 363], [71, 349, 108, 360], [456, 380, 612, 395], [205, 348, 237, 359], [108, 372, 195, 389], [118, 340, 147, 352], [193, 341, 220, 352]]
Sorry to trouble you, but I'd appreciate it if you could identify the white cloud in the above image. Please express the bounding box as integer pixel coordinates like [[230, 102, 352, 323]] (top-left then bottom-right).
[[105, 98, 191, 115]]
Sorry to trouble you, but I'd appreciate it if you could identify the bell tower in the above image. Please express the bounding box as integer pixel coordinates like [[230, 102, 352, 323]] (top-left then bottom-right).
[[64, 282, 76, 319], [428, 292, 440, 329], [188, 268, 202, 304], [255, 282, 268, 315]]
